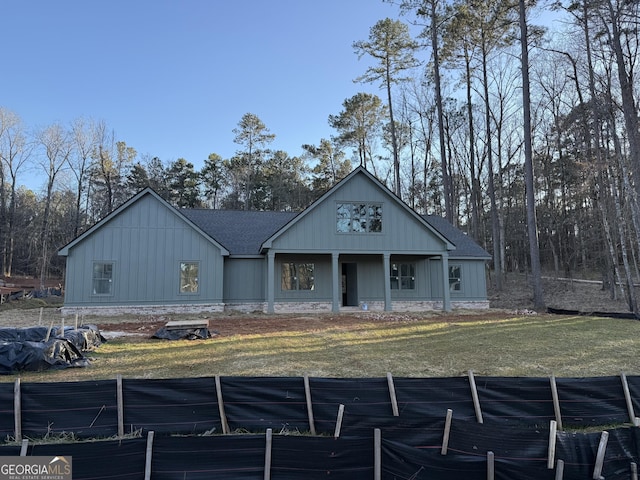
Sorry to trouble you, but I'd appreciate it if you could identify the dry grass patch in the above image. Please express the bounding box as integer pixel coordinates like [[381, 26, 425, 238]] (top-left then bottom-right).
[[1, 312, 639, 382]]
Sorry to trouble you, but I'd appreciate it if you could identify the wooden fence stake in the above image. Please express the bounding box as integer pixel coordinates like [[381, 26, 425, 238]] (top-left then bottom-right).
[[386, 372, 399, 417], [548, 420, 557, 469], [303, 374, 316, 435], [74, 313, 78, 331], [468, 370, 483, 424], [45, 319, 54, 342], [374, 428, 381, 480], [441, 409, 453, 455], [14, 378, 21, 443], [631, 462, 638, 480], [264, 428, 272, 480], [214, 376, 230, 434], [38, 307, 43, 326], [487, 451, 494, 480], [334, 404, 345, 438], [592, 431, 609, 480], [144, 431, 154, 480], [550, 375, 563, 430], [116, 374, 124, 438], [556, 459, 565, 480], [621, 372, 636, 424], [19, 439, 28, 456]]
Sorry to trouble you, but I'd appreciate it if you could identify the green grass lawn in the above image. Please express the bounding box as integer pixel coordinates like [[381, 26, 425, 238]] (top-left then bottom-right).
[[2, 313, 640, 383]]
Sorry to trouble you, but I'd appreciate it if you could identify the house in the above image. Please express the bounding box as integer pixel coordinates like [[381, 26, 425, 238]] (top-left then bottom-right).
[[58, 167, 491, 315]]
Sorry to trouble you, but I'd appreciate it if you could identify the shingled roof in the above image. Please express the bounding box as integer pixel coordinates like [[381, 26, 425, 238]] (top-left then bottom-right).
[[423, 215, 491, 259], [181, 208, 489, 259], [181, 209, 298, 255]]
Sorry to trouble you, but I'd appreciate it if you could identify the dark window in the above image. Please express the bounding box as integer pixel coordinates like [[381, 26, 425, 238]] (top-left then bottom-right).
[[336, 203, 382, 233], [390, 263, 415, 290], [449, 265, 462, 292], [282, 263, 315, 290]]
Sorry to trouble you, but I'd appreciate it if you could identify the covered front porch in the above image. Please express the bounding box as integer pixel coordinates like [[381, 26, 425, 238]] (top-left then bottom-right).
[[265, 251, 452, 314]]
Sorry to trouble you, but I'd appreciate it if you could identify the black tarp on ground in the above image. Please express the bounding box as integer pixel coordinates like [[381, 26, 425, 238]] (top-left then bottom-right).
[[474, 376, 556, 426], [0, 339, 88, 374], [151, 434, 265, 480], [220, 376, 310, 433], [27, 437, 147, 480], [59, 325, 106, 351], [0, 326, 56, 342], [0, 325, 104, 375], [393, 377, 477, 421], [21, 380, 118, 439], [0, 325, 105, 351], [271, 435, 374, 479], [556, 376, 629, 427], [123, 377, 222, 435], [151, 326, 212, 340]]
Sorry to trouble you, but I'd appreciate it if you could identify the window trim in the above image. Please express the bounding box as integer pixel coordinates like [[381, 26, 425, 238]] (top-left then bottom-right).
[[179, 261, 200, 295], [390, 262, 416, 290], [336, 202, 383, 234], [91, 261, 114, 296]]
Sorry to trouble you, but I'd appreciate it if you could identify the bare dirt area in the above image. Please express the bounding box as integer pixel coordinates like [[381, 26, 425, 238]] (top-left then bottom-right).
[[489, 273, 634, 313], [0, 274, 634, 336]]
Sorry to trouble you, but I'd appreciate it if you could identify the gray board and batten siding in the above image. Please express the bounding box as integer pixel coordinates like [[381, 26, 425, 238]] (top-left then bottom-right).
[[58, 167, 490, 315], [59, 191, 227, 309]]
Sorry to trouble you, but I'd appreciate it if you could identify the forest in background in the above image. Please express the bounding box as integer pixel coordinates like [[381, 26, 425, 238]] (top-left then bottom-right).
[[1, 0, 639, 313]]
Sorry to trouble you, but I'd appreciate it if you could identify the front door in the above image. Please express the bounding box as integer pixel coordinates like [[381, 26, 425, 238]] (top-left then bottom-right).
[[342, 263, 358, 306]]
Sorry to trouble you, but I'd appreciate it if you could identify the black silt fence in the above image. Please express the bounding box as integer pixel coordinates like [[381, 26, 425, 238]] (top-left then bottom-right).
[[393, 376, 477, 421], [1, 423, 640, 479], [4, 374, 640, 443], [123, 377, 221, 435], [20, 380, 118, 439], [219, 376, 309, 433]]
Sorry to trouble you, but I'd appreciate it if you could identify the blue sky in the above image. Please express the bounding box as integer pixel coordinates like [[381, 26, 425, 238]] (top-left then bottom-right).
[[3, 0, 405, 182]]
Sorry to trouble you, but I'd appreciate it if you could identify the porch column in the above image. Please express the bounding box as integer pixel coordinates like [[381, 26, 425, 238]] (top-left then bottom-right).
[[441, 252, 451, 312], [267, 251, 275, 314], [331, 252, 340, 312], [383, 253, 392, 311]]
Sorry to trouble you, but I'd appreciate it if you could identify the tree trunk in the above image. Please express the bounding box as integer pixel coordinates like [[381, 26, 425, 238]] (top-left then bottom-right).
[[519, 0, 544, 309], [430, 0, 453, 223], [481, 34, 502, 291]]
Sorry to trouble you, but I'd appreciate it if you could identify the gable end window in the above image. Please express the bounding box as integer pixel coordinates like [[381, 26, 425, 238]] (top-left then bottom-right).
[[390, 262, 415, 290], [336, 203, 382, 233], [282, 263, 315, 290], [92, 262, 114, 296], [180, 262, 199, 294], [449, 265, 462, 292]]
